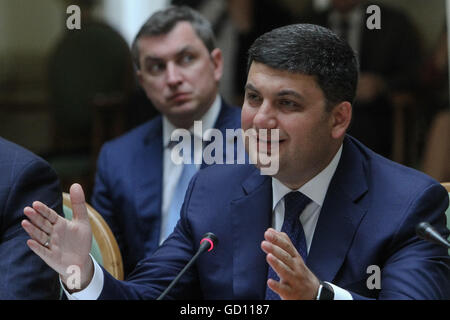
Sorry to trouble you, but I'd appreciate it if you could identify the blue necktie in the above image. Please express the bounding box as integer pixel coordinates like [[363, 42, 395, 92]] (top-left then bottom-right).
[[162, 152, 198, 242], [265, 191, 312, 300]]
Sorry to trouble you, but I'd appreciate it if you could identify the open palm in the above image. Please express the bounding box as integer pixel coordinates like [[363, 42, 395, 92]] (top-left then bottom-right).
[[22, 183, 94, 288]]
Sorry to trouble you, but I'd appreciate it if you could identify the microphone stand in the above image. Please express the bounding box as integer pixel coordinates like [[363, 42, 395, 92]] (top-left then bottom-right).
[[157, 233, 218, 300]]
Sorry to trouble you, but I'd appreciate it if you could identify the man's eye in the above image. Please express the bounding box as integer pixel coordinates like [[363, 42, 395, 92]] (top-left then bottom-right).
[[147, 63, 165, 74], [245, 92, 263, 106], [246, 92, 259, 101], [279, 99, 299, 108], [180, 54, 194, 65]]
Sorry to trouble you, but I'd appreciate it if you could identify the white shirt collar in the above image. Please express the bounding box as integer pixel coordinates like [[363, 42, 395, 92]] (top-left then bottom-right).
[[162, 94, 222, 148], [272, 145, 343, 210]]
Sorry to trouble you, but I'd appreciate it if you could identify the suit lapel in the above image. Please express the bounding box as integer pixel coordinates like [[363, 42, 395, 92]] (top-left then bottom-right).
[[134, 117, 164, 245], [307, 137, 369, 282], [230, 168, 272, 299]]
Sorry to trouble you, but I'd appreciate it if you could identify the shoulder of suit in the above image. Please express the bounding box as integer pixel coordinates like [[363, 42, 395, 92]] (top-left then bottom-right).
[[0, 137, 49, 168], [346, 136, 441, 194], [101, 116, 162, 151]]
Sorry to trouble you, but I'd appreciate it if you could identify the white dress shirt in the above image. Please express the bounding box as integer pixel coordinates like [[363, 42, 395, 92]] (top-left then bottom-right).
[[65, 140, 352, 300], [271, 146, 352, 300]]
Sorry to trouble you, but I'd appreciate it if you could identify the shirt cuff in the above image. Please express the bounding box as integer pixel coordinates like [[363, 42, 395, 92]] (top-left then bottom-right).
[[61, 254, 104, 300], [328, 282, 353, 300]]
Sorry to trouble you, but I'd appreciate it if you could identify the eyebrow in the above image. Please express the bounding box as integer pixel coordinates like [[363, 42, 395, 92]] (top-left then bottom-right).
[[143, 45, 196, 64], [245, 84, 305, 101], [277, 89, 304, 101], [244, 83, 259, 92]]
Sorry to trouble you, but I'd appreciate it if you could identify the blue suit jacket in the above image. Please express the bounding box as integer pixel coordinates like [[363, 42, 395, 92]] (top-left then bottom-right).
[[98, 135, 450, 300], [0, 137, 62, 299], [91, 100, 242, 276]]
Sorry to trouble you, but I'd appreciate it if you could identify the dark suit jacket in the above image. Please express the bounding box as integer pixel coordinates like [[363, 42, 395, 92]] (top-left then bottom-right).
[[0, 137, 62, 299], [98, 136, 450, 299], [91, 100, 242, 276]]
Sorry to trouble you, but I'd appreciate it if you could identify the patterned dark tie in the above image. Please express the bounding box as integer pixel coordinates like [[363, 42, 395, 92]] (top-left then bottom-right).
[[265, 191, 312, 300]]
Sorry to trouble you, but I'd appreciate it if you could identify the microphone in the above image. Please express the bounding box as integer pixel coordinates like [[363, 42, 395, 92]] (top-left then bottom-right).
[[157, 232, 218, 300], [416, 222, 450, 249]]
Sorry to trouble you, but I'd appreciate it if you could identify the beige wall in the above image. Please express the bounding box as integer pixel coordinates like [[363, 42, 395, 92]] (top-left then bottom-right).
[[0, 0, 64, 85], [0, 0, 66, 153], [0, 0, 63, 54]]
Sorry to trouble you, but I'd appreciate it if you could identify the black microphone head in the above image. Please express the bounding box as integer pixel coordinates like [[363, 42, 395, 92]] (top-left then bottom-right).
[[416, 221, 450, 249], [200, 232, 218, 252], [416, 222, 431, 239]]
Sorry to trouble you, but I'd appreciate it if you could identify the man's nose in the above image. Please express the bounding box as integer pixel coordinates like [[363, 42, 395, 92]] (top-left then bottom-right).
[[253, 102, 277, 130], [166, 62, 183, 87]]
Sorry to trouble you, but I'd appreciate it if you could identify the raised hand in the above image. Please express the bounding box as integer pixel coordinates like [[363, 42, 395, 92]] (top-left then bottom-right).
[[21, 183, 94, 291], [261, 228, 320, 300]]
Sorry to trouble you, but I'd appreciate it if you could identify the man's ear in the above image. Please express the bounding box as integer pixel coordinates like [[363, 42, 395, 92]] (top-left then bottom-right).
[[210, 48, 223, 82], [330, 101, 352, 139]]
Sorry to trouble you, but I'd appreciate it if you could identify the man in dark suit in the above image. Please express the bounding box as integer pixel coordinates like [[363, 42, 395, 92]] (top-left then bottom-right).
[[0, 137, 62, 299], [23, 24, 449, 300], [301, 0, 422, 159], [90, 6, 242, 276]]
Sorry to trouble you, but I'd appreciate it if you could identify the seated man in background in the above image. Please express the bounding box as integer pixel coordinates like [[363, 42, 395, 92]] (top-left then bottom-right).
[[23, 24, 449, 300], [0, 137, 62, 299], [90, 6, 242, 277]]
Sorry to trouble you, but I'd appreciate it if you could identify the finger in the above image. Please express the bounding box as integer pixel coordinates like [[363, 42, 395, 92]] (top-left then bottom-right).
[[21, 219, 51, 247], [69, 183, 89, 222], [31, 201, 60, 225], [265, 229, 298, 258], [26, 238, 52, 257], [23, 206, 53, 235], [266, 253, 298, 300], [267, 278, 290, 300], [261, 240, 293, 269], [266, 252, 294, 284], [26, 239, 63, 275]]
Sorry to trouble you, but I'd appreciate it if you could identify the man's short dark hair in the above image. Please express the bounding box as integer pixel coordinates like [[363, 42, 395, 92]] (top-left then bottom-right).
[[131, 6, 216, 70], [247, 24, 359, 110]]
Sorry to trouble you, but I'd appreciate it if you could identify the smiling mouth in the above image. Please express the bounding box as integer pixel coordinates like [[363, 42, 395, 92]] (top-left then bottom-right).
[[256, 137, 284, 152]]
